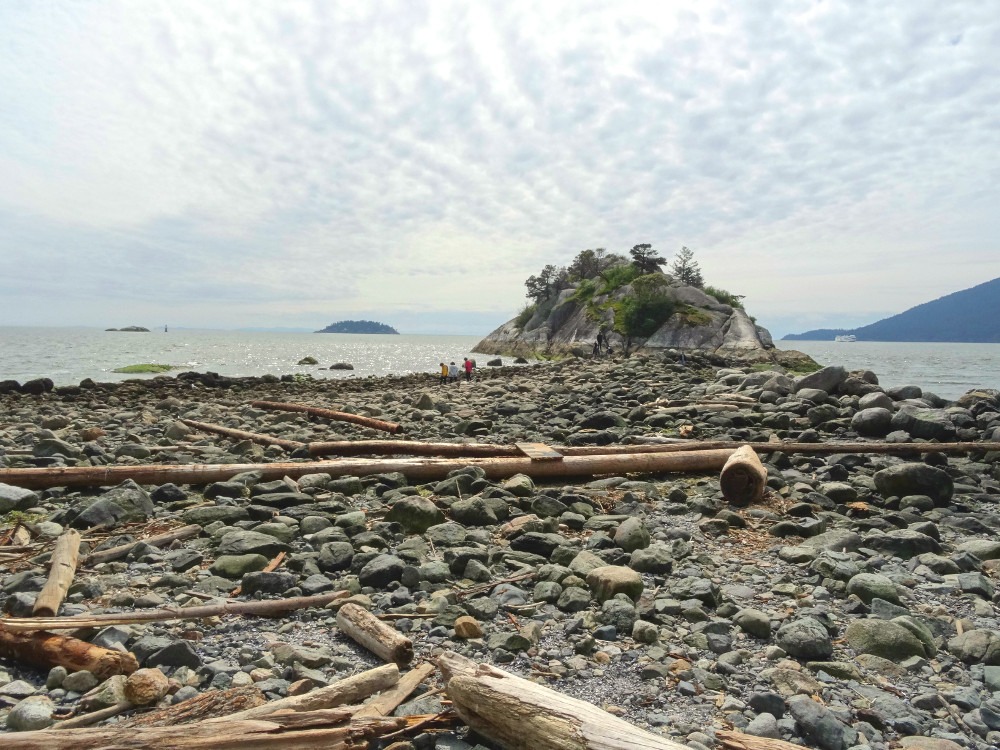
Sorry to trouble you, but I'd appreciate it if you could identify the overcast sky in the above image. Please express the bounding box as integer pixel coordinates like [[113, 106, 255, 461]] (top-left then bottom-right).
[[1, 1, 997, 337]]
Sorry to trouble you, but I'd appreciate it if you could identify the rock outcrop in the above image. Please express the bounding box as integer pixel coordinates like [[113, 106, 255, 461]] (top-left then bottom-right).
[[475, 278, 811, 367]]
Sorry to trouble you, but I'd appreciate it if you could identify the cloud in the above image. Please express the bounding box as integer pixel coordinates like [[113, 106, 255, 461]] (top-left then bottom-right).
[[1, 0, 998, 336]]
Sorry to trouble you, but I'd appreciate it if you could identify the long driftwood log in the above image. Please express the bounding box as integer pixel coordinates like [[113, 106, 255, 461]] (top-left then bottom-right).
[[83, 523, 202, 566], [213, 663, 400, 722], [336, 602, 414, 666], [251, 400, 403, 434], [3, 713, 406, 750], [32, 528, 81, 617], [309, 438, 1000, 458], [439, 651, 689, 750], [0, 590, 348, 632], [180, 419, 306, 451], [0, 449, 737, 490], [719, 445, 767, 507], [716, 730, 808, 750], [0, 629, 138, 680], [4, 439, 998, 491]]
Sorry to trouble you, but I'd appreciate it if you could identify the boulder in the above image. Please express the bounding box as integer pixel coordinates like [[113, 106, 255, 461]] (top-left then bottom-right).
[[873, 463, 953, 506]]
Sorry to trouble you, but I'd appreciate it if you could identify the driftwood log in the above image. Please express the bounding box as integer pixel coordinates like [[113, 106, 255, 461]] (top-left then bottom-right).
[[439, 651, 688, 750], [4, 713, 405, 750], [5, 439, 998, 491], [719, 445, 768, 506], [120, 685, 267, 727], [179, 419, 305, 451], [308, 438, 1000, 458], [83, 524, 202, 566], [251, 400, 402, 434], [32, 529, 81, 617], [214, 663, 400, 722], [0, 449, 737, 490], [336, 603, 414, 666], [0, 629, 138, 680], [354, 663, 436, 719], [716, 730, 809, 750], [1, 590, 348, 632]]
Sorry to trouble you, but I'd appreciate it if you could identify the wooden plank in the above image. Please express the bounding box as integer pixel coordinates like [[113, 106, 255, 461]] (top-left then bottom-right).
[[515, 442, 563, 461]]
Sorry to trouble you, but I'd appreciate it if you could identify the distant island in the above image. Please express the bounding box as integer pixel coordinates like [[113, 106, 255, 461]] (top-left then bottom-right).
[[315, 320, 399, 334], [105, 326, 150, 332], [783, 277, 1000, 342]]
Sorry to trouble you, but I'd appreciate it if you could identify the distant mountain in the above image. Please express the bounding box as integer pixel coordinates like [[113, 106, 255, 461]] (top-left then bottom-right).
[[783, 277, 1000, 342], [316, 320, 399, 334]]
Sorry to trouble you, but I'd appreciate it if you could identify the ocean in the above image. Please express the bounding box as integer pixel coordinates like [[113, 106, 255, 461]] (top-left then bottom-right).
[[0, 327, 998, 401]]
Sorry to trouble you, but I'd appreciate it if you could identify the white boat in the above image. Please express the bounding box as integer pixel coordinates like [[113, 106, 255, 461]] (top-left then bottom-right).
[[834, 334, 857, 342]]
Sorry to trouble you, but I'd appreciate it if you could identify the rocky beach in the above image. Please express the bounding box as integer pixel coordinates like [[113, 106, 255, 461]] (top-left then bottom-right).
[[1, 354, 1000, 750]]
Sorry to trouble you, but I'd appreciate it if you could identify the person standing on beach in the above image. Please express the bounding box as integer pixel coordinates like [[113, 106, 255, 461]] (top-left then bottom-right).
[[463, 357, 474, 381], [448, 361, 460, 384], [439, 362, 448, 384]]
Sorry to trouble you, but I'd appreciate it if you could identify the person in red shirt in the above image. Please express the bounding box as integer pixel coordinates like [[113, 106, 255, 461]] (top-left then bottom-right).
[[463, 357, 474, 382]]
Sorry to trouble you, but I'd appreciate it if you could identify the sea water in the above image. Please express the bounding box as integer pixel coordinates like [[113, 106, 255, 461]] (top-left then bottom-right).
[[1, 327, 998, 401]]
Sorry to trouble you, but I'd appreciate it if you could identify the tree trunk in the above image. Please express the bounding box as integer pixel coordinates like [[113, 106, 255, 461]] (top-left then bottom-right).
[[0, 449, 738, 490], [83, 524, 202, 566], [1, 590, 348, 632], [4, 714, 405, 750], [336, 603, 414, 666], [180, 419, 305, 451], [438, 652, 689, 750], [215, 663, 400, 722], [32, 529, 81, 617], [0, 629, 138, 680], [251, 400, 402, 434], [719, 444, 767, 507]]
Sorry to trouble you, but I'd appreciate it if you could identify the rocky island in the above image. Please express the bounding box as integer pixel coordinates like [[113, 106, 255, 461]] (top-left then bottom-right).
[[475, 246, 813, 370], [104, 326, 150, 332], [315, 320, 399, 334]]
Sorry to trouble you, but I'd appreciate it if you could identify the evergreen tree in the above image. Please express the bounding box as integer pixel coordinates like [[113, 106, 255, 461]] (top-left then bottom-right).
[[671, 246, 703, 287], [629, 243, 666, 274]]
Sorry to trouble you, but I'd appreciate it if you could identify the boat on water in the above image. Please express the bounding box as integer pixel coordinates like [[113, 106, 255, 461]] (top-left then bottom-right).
[[834, 334, 857, 342]]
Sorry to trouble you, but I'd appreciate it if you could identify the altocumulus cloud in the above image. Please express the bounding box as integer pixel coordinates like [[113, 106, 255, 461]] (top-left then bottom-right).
[[0, 0, 998, 335]]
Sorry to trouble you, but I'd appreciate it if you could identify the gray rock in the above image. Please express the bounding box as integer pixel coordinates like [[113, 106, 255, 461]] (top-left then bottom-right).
[[874, 463, 954, 506], [775, 617, 833, 660], [0, 483, 39, 513], [851, 407, 893, 437], [586, 566, 643, 602], [318, 541, 355, 572], [61, 670, 99, 693], [629, 544, 673, 574], [385, 496, 445, 533], [891, 406, 958, 441], [864, 529, 941, 559], [787, 694, 857, 750], [240, 571, 297, 596], [70, 480, 155, 528], [794, 366, 848, 395], [6, 696, 55, 731], [449, 497, 497, 526], [847, 573, 902, 605], [745, 712, 781, 739], [734, 608, 772, 638], [613, 517, 650, 552], [358, 554, 405, 588], [216, 530, 290, 558], [210, 554, 269, 578], [846, 619, 925, 662], [146, 640, 202, 669], [958, 539, 1000, 561], [947, 629, 1000, 664]]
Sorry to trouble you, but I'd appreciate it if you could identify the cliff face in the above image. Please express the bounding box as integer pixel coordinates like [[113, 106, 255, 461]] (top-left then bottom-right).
[[475, 279, 807, 367]]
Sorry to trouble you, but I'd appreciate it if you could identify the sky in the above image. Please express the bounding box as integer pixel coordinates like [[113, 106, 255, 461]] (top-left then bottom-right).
[[1, 1, 998, 338]]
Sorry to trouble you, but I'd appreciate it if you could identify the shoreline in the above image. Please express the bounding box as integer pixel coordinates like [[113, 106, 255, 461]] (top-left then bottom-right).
[[2, 353, 1000, 747]]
